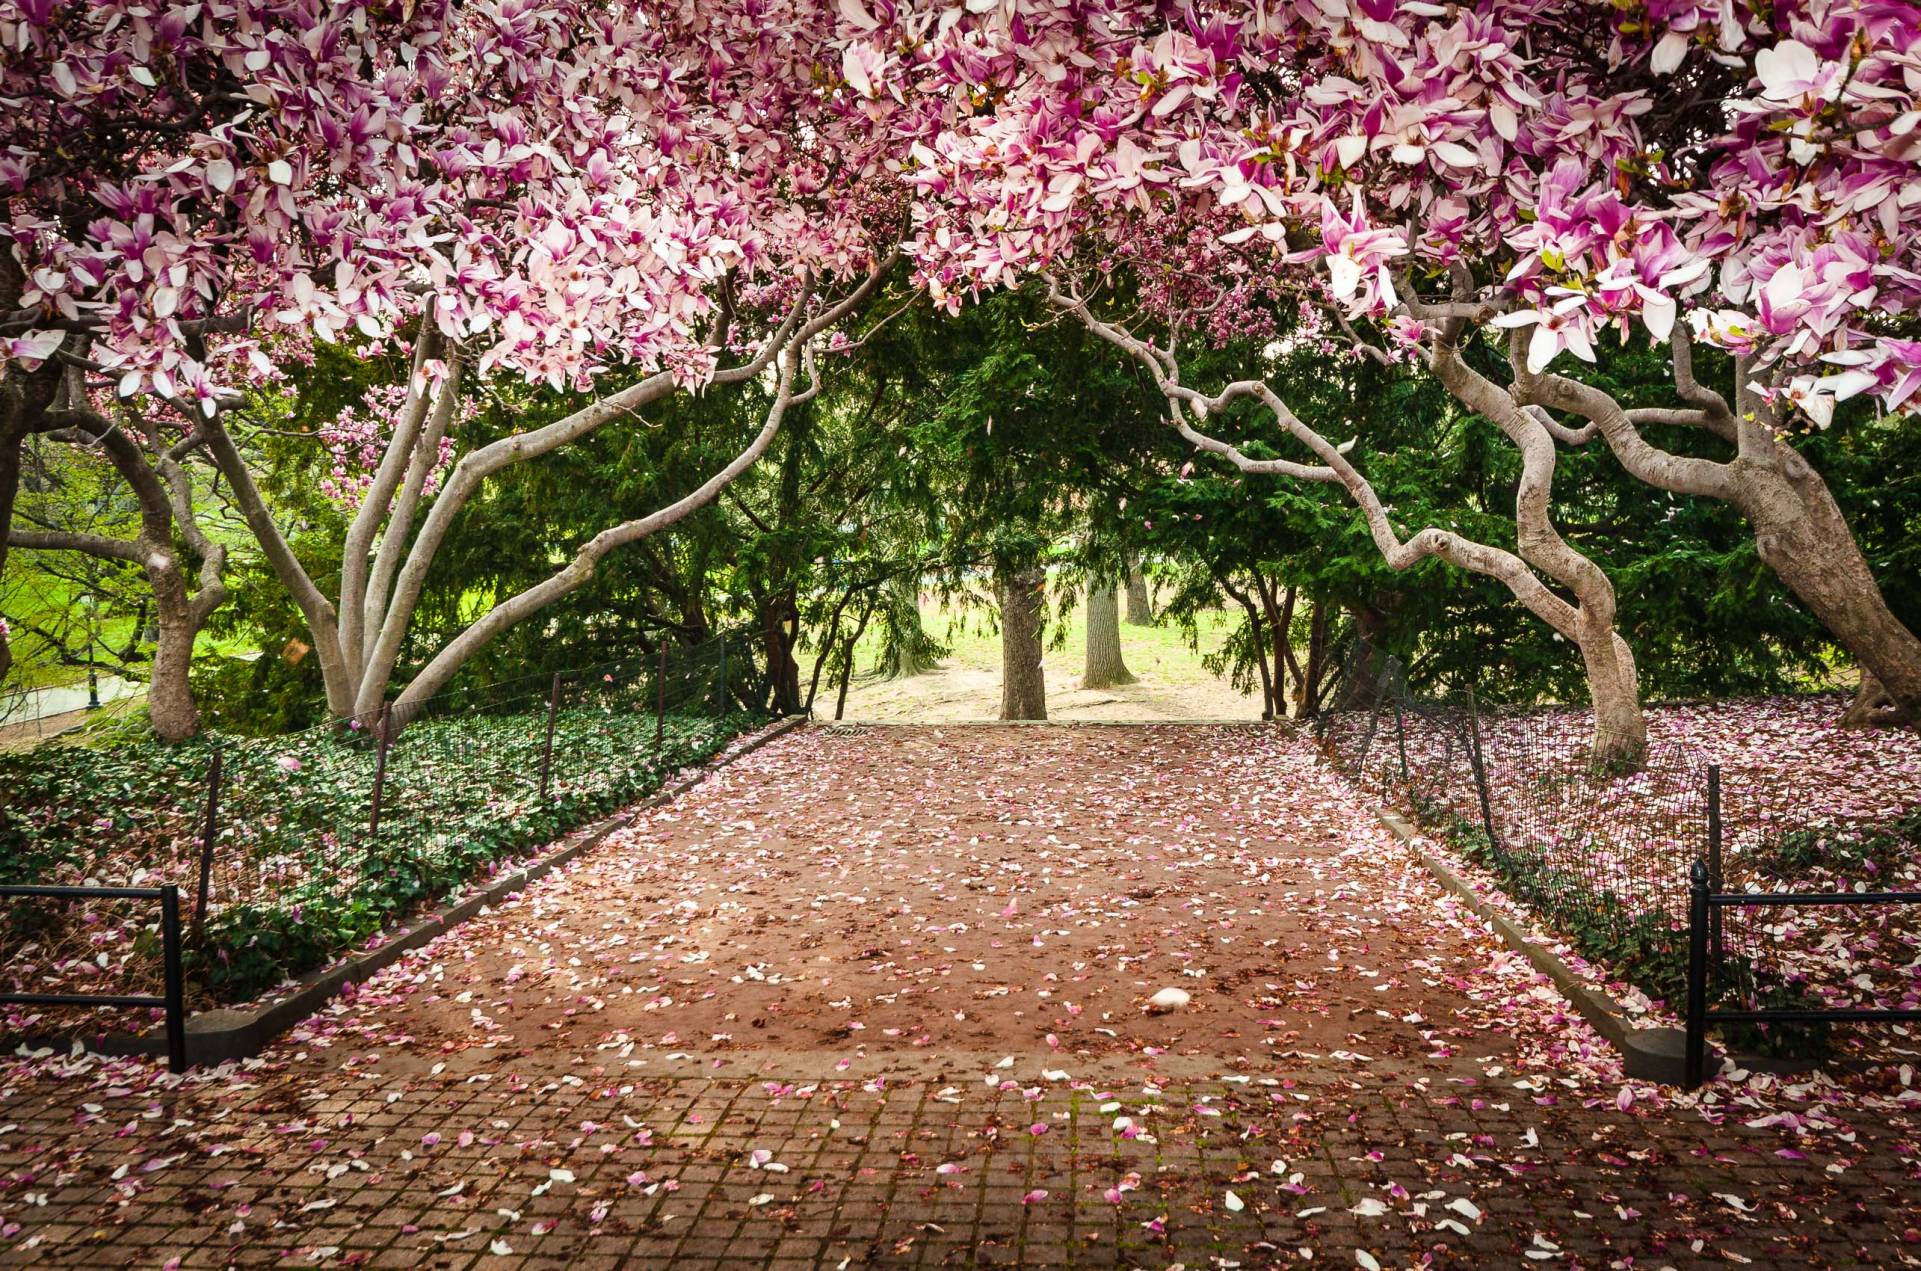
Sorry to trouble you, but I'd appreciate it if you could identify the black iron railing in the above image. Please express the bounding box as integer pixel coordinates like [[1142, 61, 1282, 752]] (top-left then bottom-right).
[[1683, 863, 1921, 1088], [0, 884, 187, 1073], [1313, 640, 1921, 1085], [4, 628, 770, 1033]]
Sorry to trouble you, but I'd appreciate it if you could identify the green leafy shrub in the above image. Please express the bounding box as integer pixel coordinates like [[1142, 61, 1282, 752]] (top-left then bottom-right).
[[2, 703, 763, 1005]]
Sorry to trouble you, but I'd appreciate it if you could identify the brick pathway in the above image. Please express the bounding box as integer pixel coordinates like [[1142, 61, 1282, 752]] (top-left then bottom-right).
[[2, 725, 1918, 1268]]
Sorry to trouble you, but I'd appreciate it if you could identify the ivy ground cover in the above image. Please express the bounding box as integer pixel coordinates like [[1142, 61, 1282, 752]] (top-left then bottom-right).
[[1351, 696, 1921, 1049], [0, 704, 766, 1019]]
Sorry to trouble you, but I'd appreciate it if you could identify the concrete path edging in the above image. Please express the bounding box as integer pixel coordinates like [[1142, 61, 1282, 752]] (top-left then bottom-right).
[[26, 716, 808, 1069], [1378, 810, 1699, 1083]]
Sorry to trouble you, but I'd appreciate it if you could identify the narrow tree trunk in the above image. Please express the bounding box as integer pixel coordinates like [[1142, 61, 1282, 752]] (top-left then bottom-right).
[[1299, 601, 1328, 718], [1125, 563, 1153, 625], [1270, 584, 1300, 714], [1081, 582, 1134, 689], [803, 592, 852, 714], [998, 566, 1047, 720], [1215, 571, 1272, 717], [1246, 601, 1275, 718], [835, 598, 877, 721], [762, 590, 802, 716], [146, 592, 203, 743]]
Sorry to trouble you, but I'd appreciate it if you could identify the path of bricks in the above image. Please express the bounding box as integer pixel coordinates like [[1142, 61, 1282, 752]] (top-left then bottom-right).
[[1, 725, 1917, 1268]]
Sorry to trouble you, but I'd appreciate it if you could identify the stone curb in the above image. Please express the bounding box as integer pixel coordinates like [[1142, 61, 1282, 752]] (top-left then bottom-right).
[[1378, 810, 1699, 1083], [32, 716, 808, 1068]]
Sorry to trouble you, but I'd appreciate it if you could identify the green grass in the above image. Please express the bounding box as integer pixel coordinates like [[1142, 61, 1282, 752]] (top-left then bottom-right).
[[2, 563, 252, 694]]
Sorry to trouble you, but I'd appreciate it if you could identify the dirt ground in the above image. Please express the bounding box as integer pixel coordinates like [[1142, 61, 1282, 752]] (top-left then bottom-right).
[[834, 661, 1261, 723], [1, 726, 1917, 1269], [364, 724, 1510, 1065]]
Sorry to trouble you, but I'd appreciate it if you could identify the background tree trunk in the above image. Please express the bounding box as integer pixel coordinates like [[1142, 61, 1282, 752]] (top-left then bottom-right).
[[998, 565, 1047, 720], [1297, 601, 1329, 718], [1081, 582, 1135, 688], [880, 575, 938, 678], [761, 590, 802, 716], [835, 597, 877, 720], [1124, 562, 1153, 625]]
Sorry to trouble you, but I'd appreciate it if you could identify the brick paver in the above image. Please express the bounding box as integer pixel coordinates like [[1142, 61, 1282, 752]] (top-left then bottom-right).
[[2, 725, 1918, 1268]]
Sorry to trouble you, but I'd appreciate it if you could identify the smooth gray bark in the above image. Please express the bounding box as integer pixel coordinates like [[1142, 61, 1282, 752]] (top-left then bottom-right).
[[7, 412, 228, 741], [1516, 327, 1921, 729], [1052, 278, 1646, 762]]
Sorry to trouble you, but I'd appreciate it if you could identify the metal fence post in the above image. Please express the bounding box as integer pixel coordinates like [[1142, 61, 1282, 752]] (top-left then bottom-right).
[[368, 705, 393, 838], [160, 884, 187, 1075], [191, 747, 222, 948], [539, 672, 561, 800], [655, 640, 667, 756], [1684, 859, 1710, 1090], [1706, 763, 1724, 965], [1465, 687, 1498, 853]]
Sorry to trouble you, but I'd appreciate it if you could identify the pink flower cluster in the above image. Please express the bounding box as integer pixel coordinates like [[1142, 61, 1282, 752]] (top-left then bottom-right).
[[7, 1, 1920, 438], [873, 1, 1921, 427], [1, 0, 899, 415]]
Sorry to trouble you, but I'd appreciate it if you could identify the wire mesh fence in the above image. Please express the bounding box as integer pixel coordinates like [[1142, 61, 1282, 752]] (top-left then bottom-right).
[[1, 629, 769, 1010], [1314, 643, 1921, 1054]]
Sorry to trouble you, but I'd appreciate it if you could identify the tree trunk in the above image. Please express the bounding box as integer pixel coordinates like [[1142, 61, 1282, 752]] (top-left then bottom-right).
[[1524, 349, 1917, 734], [1434, 341, 1646, 764], [1081, 582, 1134, 689], [1299, 600, 1328, 719], [835, 598, 876, 721], [1246, 600, 1275, 718], [1218, 572, 1274, 719], [1576, 626, 1646, 761], [1735, 455, 1921, 725], [762, 590, 802, 716], [1125, 562, 1153, 625], [146, 590, 203, 743], [1841, 670, 1907, 728], [1270, 584, 1300, 716], [998, 566, 1047, 720], [804, 589, 855, 714], [880, 575, 937, 678]]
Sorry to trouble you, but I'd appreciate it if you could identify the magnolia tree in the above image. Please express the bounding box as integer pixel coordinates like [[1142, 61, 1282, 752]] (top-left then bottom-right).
[[1, 0, 901, 732], [860, 0, 1921, 741]]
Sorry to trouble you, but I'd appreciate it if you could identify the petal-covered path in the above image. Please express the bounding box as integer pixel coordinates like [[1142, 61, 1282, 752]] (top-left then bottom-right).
[[2, 725, 1918, 1269]]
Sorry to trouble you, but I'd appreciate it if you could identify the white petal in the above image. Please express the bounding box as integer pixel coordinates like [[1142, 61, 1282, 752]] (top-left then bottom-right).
[[1527, 324, 1559, 374]]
